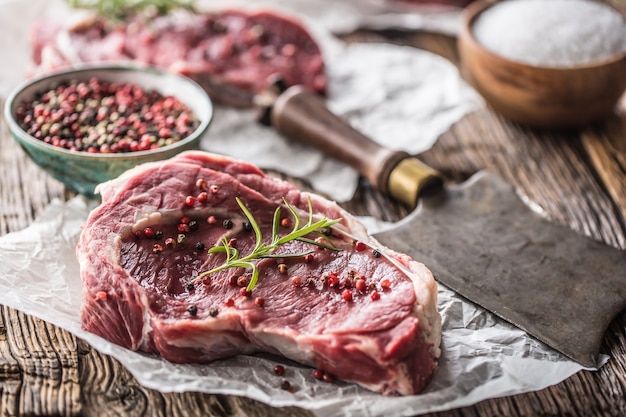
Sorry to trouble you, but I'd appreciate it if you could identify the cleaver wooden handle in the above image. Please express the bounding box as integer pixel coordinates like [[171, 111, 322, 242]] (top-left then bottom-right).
[[269, 86, 442, 207]]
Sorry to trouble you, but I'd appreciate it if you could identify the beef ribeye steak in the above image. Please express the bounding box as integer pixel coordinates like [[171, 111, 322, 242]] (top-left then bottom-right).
[[30, 8, 326, 105], [77, 151, 441, 395]]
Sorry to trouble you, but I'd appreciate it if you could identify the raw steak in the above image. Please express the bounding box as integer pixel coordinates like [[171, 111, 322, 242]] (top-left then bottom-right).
[[77, 151, 441, 395], [30, 8, 326, 105]]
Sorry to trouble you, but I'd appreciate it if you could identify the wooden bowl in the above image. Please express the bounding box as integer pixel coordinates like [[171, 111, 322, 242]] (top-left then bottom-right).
[[458, 0, 626, 128]]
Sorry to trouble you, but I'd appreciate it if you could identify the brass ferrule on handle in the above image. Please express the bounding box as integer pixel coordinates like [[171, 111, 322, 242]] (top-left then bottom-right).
[[388, 158, 442, 207], [268, 86, 442, 207]]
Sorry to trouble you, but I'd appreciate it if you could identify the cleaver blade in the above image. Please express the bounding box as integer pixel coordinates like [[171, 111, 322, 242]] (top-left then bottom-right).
[[373, 171, 626, 368], [267, 86, 626, 368]]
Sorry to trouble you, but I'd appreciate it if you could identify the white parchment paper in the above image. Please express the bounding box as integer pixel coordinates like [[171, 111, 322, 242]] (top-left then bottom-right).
[[0, 0, 481, 202], [0, 1, 599, 415], [0, 198, 591, 417]]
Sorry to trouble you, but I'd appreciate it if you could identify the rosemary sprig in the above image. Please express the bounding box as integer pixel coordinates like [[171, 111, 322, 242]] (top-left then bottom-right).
[[194, 197, 342, 293], [66, 0, 196, 20]]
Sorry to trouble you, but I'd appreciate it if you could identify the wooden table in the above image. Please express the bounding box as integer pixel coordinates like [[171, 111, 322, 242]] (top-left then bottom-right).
[[1, 8, 626, 417]]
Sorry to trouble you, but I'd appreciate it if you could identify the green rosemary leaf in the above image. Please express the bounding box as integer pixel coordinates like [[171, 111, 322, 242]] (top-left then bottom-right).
[[271, 205, 281, 245], [295, 237, 341, 252], [66, 0, 196, 20], [246, 264, 260, 293], [194, 197, 342, 292], [283, 198, 301, 232], [306, 197, 314, 225], [260, 251, 315, 259], [236, 198, 262, 249]]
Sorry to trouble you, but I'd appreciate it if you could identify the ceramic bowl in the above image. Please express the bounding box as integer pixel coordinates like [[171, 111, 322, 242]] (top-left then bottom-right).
[[458, 1, 626, 128], [5, 64, 213, 198]]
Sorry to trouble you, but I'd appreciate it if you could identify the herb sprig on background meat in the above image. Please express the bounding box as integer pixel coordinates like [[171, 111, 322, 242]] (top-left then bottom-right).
[[66, 0, 196, 19]]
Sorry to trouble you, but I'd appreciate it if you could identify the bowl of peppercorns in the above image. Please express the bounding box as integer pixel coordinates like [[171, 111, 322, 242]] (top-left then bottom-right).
[[4, 64, 213, 198]]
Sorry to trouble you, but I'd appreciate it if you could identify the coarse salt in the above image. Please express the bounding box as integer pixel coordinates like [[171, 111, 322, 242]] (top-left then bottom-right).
[[472, 0, 626, 67]]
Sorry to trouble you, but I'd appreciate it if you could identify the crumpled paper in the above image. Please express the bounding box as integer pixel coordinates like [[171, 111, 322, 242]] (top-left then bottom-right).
[[0, 0, 482, 202], [0, 198, 593, 417], [205, 0, 466, 35], [0, 1, 597, 415]]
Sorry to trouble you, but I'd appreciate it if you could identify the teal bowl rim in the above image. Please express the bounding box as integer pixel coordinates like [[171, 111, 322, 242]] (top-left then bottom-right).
[[4, 63, 214, 161]]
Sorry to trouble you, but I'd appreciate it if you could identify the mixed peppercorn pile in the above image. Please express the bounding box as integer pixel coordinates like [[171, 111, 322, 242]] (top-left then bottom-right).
[[15, 77, 200, 153]]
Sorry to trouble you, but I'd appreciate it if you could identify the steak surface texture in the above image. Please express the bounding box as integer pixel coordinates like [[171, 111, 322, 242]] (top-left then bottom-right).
[[77, 151, 441, 395], [30, 8, 326, 104]]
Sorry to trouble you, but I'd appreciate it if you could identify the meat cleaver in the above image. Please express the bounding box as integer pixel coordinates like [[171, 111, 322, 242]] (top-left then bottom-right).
[[261, 85, 626, 369]]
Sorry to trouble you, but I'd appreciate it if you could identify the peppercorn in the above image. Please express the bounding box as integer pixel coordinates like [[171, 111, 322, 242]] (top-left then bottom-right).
[[254, 297, 265, 307], [143, 227, 155, 239], [209, 307, 219, 317], [322, 372, 335, 383], [185, 196, 195, 207], [195, 241, 205, 251], [237, 275, 249, 287], [354, 241, 367, 252], [155, 230, 163, 240], [243, 221, 253, 232], [165, 237, 176, 249], [319, 226, 332, 236], [16, 78, 200, 153], [380, 279, 391, 290], [313, 369, 324, 380], [189, 220, 199, 231], [209, 184, 219, 194], [196, 178, 207, 189], [280, 380, 291, 391], [278, 263, 288, 274], [240, 287, 252, 297], [370, 291, 381, 301], [223, 219, 233, 229], [342, 289, 353, 302], [274, 365, 285, 376], [291, 275, 302, 285], [187, 305, 198, 316], [197, 192, 208, 203], [224, 298, 235, 307], [178, 223, 190, 233], [372, 248, 382, 258], [186, 283, 195, 292]]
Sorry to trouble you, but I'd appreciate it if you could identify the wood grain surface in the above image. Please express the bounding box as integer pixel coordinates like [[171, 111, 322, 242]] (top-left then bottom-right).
[[1, 4, 626, 416]]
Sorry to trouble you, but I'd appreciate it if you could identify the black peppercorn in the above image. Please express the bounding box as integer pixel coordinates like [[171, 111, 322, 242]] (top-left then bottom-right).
[[223, 219, 233, 229], [187, 305, 198, 316]]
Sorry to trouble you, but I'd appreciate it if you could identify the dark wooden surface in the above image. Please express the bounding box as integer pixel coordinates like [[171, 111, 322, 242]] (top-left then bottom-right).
[[1, 5, 626, 416]]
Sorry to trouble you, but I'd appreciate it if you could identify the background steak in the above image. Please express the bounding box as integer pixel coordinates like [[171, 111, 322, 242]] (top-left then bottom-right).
[[77, 151, 441, 395], [30, 8, 326, 102]]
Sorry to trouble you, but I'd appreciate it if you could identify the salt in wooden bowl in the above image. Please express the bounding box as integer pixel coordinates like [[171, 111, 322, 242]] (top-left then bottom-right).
[[458, 0, 626, 128]]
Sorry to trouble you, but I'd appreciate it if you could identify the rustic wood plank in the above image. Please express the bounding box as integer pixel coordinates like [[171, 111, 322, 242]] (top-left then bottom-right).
[[582, 109, 626, 229], [1, 11, 626, 417], [1, 308, 81, 417], [78, 340, 314, 417]]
